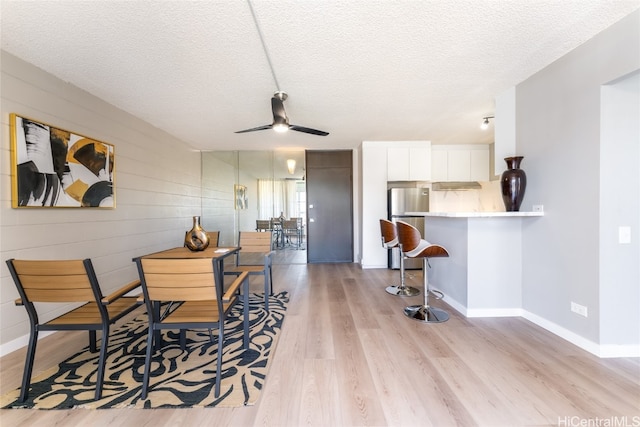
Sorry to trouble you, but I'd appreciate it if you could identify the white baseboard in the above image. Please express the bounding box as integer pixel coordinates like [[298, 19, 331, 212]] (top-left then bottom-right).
[[360, 264, 388, 270], [442, 295, 467, 316], [521, 310, 601, 356], [598, 344, 640, 358], [522, 310, 640, 358], [466, 308, 524, 318], [442, 294, 639, 358], [0, 331, 55, 358], [443, 296, 523, 318]]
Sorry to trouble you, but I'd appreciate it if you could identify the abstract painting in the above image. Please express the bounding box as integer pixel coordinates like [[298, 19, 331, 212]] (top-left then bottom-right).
[[10, 114, 115, 208], [235, 184, 247, 209]]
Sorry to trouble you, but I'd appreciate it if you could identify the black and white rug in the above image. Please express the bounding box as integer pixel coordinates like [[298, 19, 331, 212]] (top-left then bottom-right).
[[2, 292, 288, 409]]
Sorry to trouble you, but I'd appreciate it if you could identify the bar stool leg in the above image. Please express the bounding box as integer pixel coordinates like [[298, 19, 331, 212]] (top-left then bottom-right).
[[386, 244, 420, 297], [404, 257, 449, 323]]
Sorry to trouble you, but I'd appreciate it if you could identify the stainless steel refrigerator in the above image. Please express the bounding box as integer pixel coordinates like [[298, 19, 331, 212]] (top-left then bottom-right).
[[388, 187, 429, 269]]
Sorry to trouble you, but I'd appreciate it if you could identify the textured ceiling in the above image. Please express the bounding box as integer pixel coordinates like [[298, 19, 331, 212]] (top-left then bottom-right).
[[1, 1, 638, 152]]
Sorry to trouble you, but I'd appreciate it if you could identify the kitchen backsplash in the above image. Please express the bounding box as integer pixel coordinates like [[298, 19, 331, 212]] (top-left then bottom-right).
[[427, 180, 504, 212]]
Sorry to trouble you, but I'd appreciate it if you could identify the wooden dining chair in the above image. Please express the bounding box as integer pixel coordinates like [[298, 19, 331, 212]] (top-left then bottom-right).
[[6, 258, 142, 402], [135, 257, 249, 399], [224, 231, 274, 310], [255, 220, 271, 232], [207, 231, 220, 246], [282, 219, 301, 249]]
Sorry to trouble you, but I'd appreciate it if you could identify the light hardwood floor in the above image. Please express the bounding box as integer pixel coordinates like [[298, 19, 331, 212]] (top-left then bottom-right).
[[1, 263, 638, 426]]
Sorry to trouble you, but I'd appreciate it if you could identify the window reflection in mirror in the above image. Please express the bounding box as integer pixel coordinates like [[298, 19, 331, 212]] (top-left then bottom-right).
[[201, 150, 306, 263]]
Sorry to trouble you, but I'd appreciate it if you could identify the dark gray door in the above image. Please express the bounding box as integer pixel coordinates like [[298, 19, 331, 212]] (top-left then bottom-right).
[[305, 150, 353, 263]]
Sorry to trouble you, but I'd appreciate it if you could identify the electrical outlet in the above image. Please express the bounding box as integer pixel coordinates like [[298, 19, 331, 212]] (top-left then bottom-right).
[[571, 302, 588, 317], [619, 226, 631, 244], [532, 205, 544, 212]]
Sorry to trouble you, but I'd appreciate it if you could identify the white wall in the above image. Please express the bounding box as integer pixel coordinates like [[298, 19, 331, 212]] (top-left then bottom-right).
[[0, 52, 202, 356], [494, 86, 516, 176], [516, 10, 639, 354], [599, 70, 640, 350]]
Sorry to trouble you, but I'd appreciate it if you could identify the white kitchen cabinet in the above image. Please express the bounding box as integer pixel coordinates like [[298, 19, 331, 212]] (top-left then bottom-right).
[[447, 150, 471, 181], [431, 145, 489, 181], [387, 145, 431, 181], [387, 147, 409, 180], [431, 150, 448, 181], [470, 149, 490, 181]]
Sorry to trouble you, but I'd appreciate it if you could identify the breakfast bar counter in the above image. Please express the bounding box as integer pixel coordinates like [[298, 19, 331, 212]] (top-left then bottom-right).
[[403, 211, 544, 317]]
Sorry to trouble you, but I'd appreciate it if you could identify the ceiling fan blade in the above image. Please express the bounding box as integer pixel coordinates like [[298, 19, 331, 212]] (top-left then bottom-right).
[[289, 125, 329, 136], [235, 124, 273, 134]]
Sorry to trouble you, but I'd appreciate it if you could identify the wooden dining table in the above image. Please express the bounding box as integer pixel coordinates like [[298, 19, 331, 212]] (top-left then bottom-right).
[[133, 246, 242, 349], [135, 246, 240, 288]]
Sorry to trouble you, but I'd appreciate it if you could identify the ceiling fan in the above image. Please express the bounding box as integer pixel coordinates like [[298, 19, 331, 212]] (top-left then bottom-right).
[[236, 1, 329, 137], [235, 91, 329, 136]]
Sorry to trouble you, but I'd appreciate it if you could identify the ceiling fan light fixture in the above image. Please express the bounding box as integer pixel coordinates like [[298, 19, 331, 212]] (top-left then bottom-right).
[[273, 123, 289, 133]]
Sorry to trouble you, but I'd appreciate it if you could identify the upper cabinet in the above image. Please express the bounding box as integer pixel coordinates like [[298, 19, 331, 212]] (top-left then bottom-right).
[[387, 142, 431, 181], [431, 145, 490, 181]]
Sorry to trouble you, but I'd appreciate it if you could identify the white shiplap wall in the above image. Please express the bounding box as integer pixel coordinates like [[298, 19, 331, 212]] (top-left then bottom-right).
[[0, 51, 202, 356]]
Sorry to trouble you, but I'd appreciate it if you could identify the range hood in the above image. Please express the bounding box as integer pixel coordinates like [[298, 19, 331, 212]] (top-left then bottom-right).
[[431, 181, 482, 191]]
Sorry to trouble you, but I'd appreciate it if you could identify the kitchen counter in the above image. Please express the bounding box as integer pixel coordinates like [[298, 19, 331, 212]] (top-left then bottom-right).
[[403, 212, 543, 317], [405, 211, 544, 217]]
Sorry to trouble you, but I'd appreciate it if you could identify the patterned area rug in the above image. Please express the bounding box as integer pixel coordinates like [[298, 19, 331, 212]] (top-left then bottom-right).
[[2, 292, 288, 409]]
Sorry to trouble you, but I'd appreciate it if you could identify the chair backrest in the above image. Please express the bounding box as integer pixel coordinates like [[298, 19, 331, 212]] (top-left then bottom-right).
[[7, 259, 101, 304], [395, 220, 422, 252], [379, 219, 398, 248], [239, 231, 272, 252], [207, 231, 220, 246], [256, 220, 271, 231], [282, 219, 298, 231], [137, 258, 220, 302]]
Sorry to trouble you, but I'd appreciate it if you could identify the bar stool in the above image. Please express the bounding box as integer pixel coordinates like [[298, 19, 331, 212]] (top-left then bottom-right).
[[379, 219, 420, 297], [395, 220, 450, 323]]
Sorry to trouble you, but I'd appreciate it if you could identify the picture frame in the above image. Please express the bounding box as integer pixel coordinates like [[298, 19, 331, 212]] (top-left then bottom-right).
[[10, 114, 115, 208], [235, 184, 247, 210]]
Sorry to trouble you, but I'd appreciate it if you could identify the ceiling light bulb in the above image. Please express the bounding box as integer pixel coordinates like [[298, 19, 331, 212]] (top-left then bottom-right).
[[273, 123, 289, 133], [480, 116, 494, 130], [287, 159, 296, 175]]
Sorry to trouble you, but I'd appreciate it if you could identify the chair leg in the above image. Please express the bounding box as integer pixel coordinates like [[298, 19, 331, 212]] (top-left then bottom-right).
[[215, 324, 223, 397], [403, 257, 449, 323], [386, 245, 420, 297], [141, 325, 155, 399], [242, 278, 250, 350], [269, 266, 273, 295], [89, 330, 97, 352], [180, 330, 187, 350], [264, 270, 270, 312], [19, 327, 38, 402], [94, 324, 109, 400]]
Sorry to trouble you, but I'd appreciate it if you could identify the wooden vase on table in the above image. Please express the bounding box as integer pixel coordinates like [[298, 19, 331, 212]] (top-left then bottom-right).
[[184, 216, 210, 251]]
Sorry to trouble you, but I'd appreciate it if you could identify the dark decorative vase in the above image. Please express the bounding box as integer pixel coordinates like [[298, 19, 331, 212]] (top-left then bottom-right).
[[184, 216, 210, 251], [500, 156, 527, 212]]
